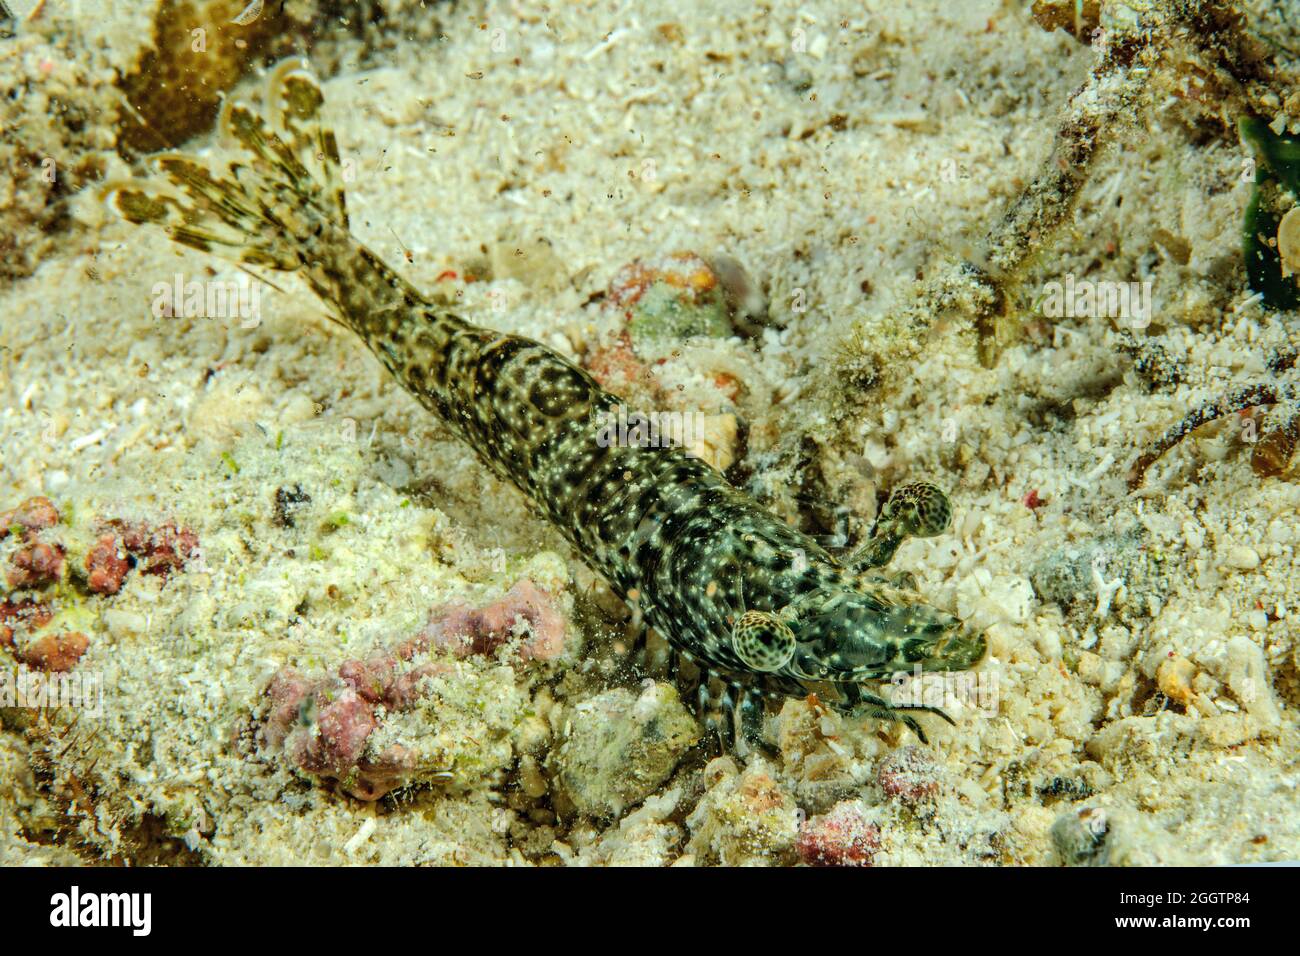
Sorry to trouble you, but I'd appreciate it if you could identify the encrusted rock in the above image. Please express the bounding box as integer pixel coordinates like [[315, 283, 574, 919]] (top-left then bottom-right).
[[876, 746, 941, 803], [0, 599, 52, 648], [1050, 804, 1189, 866], [607, 251, 735, 350], [686, 758, 800, 866], [550, 681, 698, 818]]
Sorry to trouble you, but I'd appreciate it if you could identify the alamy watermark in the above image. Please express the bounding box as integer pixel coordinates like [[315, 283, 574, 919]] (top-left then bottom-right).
[[1040, 273, 1153, 329], [887, 663, 999, 717], [151, 273, 263, 328], [595, 404, 706, 450], [49, 885, 150, 936], [0, 667, 104, 717]]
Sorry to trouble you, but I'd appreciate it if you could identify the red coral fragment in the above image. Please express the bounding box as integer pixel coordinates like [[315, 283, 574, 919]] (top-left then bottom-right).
[[384, 660, 454, 710], [0, 599, 53, 648], [6, 541, 65, 589], [0, 496, 59, 538], [797, 801, 881, 867], [338, 650, 398, 704], [85, 534, 131, 595], [18, 631, 89, 672], [338, 650, 452, 709], [260, 578, 563, 801], [263, 653, 454, 801], [262, 667, 312, 751], [95, 518, 201, 586], [128, 521, 199, 576]]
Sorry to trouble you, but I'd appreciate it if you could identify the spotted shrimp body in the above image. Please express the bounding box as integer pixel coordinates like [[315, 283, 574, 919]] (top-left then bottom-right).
[[108, 61, 985, 743]]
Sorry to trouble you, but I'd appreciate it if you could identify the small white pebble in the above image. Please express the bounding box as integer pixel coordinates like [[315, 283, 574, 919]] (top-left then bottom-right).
[[69, 426, 113, 452], [344, 817, 377, 855], [103, 608, 149, 638], [1224, 546, 1260, 571]]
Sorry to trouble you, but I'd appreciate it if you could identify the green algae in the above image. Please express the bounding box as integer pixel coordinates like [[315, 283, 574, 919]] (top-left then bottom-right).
[[1240, 116, 1300, 310]]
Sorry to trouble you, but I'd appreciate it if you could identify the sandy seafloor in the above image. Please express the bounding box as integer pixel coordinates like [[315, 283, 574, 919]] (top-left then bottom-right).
[[1, 0, 1299, 866]]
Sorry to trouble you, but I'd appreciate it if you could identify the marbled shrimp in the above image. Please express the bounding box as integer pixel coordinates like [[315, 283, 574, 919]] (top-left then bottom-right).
[[106, 60, 986, 746]]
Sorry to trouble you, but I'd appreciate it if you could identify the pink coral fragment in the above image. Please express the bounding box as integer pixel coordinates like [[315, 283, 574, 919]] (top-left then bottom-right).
[[292, 687, 377, 777], [262, 653, 453, 800], [418, 580, 565, 661], [260, 578, 562, 801]]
